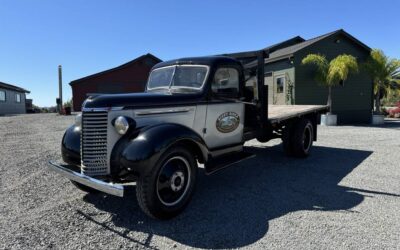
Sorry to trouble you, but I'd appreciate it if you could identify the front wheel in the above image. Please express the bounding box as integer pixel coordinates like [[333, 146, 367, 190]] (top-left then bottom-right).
[[136, 146, 197, 219]]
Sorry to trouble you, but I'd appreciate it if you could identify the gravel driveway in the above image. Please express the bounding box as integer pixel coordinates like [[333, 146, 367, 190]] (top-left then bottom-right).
[[1, 114, 399, 249]]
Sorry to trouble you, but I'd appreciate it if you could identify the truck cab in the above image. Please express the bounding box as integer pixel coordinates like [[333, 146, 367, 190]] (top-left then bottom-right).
[[49, 54, 328, 219]]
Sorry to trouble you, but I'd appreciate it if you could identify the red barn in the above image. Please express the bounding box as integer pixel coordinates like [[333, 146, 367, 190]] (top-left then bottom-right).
[[70, 53, 162, 111]]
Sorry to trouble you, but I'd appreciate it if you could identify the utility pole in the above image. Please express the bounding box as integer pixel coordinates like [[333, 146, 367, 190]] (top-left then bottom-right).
[[58, 65, 63, 114]]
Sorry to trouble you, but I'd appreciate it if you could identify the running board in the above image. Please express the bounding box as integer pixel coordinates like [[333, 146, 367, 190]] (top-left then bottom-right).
[[205, 150, 255, 175]]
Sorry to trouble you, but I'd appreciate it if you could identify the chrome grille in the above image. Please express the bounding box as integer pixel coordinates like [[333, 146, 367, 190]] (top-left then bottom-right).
[[81, 111, 108, 176]]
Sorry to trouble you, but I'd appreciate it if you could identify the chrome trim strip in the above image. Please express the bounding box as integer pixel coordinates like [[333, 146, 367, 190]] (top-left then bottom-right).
[[82, 107, 109, 112], [111, 106, 124, 111], [82, 107, 124, 112], [48, 161, 124, 197], [135, 107, 195, 116]]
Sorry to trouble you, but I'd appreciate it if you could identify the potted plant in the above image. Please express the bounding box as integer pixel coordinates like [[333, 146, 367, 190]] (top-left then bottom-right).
[[364, 49, 400, 124], [63, 99, 73, 115], [302, 54, 358, 126]]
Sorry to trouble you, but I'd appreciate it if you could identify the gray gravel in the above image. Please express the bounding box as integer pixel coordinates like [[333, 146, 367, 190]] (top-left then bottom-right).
[[0, 113, 399, 249]]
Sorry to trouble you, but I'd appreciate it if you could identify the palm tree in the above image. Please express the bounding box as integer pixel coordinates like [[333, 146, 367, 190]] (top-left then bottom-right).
[[364, 49, 400, 114], [302, 54, 358, 114]]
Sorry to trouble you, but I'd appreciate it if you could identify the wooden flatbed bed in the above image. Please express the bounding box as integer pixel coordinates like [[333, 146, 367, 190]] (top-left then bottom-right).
[[268, 105, 329, 124]]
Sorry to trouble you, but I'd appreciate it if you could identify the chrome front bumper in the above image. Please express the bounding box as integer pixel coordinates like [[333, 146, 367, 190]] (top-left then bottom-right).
[[48, 161, 124, 197]]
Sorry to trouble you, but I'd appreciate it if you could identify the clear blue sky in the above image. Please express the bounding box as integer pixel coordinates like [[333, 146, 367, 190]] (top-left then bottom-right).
[[1, 0, 399, 107]]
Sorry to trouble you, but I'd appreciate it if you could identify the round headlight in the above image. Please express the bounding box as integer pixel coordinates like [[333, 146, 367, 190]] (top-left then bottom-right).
[[114, 116, 130, 135], [75, 114, 82, 128]]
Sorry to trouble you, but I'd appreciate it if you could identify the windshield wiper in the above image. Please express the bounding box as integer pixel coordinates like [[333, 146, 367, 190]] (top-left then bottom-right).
[[167, 66, 178, 94]]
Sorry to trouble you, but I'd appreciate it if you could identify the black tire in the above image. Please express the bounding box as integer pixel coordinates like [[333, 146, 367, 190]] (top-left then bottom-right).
[[256, 133, 270, 143], [282, 123, 294, 156], [136, 146, 197, 219], [70, 180, 100, 194], [256, 128, 271, 143], [291, 118, 314, 158]]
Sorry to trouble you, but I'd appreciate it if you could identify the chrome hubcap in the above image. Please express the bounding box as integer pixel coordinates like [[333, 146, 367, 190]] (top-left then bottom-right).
[[170, 171, 185, 192], [156, 156, 191, 206]]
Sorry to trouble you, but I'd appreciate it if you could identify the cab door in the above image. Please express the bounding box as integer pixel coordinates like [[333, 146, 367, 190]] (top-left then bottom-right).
[[203, 67, 244, 149]]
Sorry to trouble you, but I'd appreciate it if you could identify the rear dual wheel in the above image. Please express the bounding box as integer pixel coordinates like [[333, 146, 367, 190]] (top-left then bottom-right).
[[282, 118, 314, 158]]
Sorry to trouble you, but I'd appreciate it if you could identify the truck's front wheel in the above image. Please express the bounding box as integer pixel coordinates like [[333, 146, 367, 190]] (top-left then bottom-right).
[[136, 146, 197, 219]]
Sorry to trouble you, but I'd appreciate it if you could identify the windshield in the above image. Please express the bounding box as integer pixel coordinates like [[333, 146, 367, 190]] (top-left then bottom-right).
[[147, 65, 208, 92]]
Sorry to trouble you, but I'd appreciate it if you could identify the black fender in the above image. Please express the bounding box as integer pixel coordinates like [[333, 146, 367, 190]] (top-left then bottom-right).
[[61, 125, 81, 166], [117, 123, 209, 176]]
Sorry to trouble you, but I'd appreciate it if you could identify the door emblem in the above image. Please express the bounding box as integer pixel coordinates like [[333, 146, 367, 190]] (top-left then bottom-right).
[[216, 112, 240, 133]]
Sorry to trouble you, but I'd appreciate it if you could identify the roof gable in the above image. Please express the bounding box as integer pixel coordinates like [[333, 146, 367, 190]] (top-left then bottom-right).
[[70, 53, 162, 85], [267, 29, 371, 62], [244, 29, 371, 67]]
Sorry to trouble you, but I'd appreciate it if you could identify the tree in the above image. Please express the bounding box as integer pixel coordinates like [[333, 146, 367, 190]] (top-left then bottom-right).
[[302, 54, 358, 114], [363, 49, 400, 114], [63, 99, 73, 108]]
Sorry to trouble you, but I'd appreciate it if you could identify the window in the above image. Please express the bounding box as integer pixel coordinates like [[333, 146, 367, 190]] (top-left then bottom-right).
[[276, 76, 285, 94], [0, 90, 5, 101], [15, 93, 21, 103], [147, 65, 208, 91], [148, 66, 175, 89], [212, 68, 239, 97], [172, 66, 208, 89]]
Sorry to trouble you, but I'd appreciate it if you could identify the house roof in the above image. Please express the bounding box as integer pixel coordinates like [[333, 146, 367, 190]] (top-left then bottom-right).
[[262, 35, 306, 52], [69, 53, 162, 86], [245, 29, 371, 67], [220, 36, 305, 61], [0, 81, 30, 93]]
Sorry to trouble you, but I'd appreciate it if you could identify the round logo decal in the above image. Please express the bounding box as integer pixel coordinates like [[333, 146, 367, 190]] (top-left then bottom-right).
[[216, 112, 240, 133]]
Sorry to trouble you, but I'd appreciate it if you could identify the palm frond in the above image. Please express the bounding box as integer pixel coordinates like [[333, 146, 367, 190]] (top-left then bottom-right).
[[327, 54, 358, 86], [301, 54, 329, 85], [365, 49, 400, 94]]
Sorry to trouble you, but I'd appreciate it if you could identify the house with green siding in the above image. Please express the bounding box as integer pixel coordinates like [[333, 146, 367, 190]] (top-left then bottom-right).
[[229, 29, 373, 124]]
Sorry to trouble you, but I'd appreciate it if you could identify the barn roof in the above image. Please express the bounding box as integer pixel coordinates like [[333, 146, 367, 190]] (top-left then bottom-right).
[[69, 53, 162, 86], [0, 81, 30, 93]]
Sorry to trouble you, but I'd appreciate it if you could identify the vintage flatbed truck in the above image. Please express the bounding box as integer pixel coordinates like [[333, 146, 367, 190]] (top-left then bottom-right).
[[49, 51, 328, 219]]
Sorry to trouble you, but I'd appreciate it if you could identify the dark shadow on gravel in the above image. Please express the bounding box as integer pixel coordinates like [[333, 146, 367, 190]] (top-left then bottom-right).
[[80, 145, 378, 249]]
